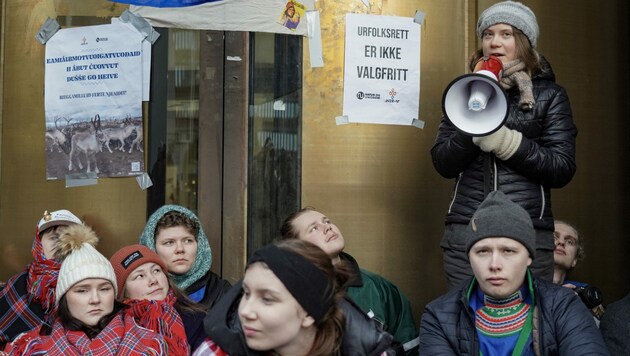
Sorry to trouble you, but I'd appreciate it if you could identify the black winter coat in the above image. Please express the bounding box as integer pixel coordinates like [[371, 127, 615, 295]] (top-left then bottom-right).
[[177, 306, 207, 353], [600, 292, 630, 355], [203, 280, 397, 356], [431, 57, 577, 234], [419, 277, 610, 355], [186, 269, 232, 311]]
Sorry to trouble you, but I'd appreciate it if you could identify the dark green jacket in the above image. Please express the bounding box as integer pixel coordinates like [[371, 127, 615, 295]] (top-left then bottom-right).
[[342, 253, 419, 355]]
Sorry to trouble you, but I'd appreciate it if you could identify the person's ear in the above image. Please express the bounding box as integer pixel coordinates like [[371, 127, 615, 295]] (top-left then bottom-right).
[[571, 258, 577, 268], [302, 315, 315, 328], [527, 256, 532, 267]]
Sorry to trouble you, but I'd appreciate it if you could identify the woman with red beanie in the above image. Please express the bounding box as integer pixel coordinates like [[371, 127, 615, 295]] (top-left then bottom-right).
[[110, 244, 207, 355], [6, 224, 167, 355]]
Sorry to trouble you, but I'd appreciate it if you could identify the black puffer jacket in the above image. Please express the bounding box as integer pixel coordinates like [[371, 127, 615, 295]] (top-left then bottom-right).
[[203, 280, 397, 356], [419, 277, 610, 355], [431, 57, 577, 233]]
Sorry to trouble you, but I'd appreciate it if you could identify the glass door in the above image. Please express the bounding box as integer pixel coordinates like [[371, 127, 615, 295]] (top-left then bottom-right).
[[147, 29, 302, 279], [247, 32, 302, 254]]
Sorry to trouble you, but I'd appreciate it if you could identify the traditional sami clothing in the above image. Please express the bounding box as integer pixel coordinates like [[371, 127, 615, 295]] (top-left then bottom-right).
[[419, 271, 609, 355], [469, 284, 534, 355], [10, 313, 167, 355], [125, 292, 189, 356], [192, 339, 229, 356], [0, 228, 61, 348]]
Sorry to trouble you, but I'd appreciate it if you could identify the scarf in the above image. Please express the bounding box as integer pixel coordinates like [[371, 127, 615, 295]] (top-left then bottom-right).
[[125, 291, 189, 356], [14, 313, 166, 355], [26, 228, 62, 315], [3, 323, 43, 355], [192, 339, 230, 356], [0, 272, 44, 346], [139, 205, 212, 291], [500, 59, 535, 110], [0, 229, 60, 345]]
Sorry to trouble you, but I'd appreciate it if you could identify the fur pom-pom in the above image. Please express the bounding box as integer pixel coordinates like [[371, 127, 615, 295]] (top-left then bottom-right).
[[54, 224, 99, 261]]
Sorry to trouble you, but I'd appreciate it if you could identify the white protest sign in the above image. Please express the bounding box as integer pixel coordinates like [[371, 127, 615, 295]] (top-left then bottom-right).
[[342, 13, 420, 125], [45, 23, 144, 118], [44, 22, 145, 180], [112, 17, 152, 101]]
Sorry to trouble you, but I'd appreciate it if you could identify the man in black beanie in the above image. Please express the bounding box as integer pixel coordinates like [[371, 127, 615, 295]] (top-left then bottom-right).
[[419, 191, 609, 355]]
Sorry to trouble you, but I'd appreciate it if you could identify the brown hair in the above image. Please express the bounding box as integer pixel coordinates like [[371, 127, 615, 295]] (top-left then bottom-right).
[[118, 264, 205, 314], [155, 211, 200, 239], [170, 279, 206, 314], [554, 220, 585, 261], [279, 207, 316, 241], [469, 26, 542, 76], [262, 239, 351, 356], [39, 225, 64, 238], [57, 287, 128, 339]]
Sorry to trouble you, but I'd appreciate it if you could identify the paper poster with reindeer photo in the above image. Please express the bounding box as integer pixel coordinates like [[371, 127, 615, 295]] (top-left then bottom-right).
[[44, 22, 146, 180]]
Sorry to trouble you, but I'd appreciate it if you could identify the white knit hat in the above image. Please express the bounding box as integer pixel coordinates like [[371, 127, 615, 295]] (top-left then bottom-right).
[[55, 224, 117, 303], [476, 1, 539, 48]]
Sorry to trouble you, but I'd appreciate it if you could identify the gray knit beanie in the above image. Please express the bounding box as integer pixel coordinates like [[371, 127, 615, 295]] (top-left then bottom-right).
[[465, 190, 536, 257], [477, 1, 539, 48]]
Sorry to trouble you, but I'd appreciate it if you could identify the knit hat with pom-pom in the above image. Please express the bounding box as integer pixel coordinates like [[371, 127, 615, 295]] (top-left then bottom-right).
[[54, 224, 117, 303]]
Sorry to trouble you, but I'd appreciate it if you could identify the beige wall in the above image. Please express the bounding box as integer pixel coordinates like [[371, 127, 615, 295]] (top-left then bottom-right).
[[1, 0, 629, 324], [302, 0, 630, 320], [0, 1, 144, 279], [532, 0, 630, 299], [302, 0, 472, 320]]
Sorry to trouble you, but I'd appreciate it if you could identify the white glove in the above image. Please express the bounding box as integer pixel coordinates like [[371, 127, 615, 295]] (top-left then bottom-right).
[[472, 126, 522, 160]]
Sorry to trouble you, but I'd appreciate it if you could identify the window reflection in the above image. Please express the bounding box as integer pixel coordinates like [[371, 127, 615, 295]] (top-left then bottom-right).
[[148, 29, 302, 250], [165, 29, 200, 210], [248, 33, 302, 252]]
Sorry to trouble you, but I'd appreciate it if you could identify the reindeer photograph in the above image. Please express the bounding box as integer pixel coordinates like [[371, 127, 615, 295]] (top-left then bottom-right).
[[101, 115, 137, 153], [129, 121, 143, 153], [45, 117, 73, 154], [45, 113, 145, 180], [68, 114, 105, 174]]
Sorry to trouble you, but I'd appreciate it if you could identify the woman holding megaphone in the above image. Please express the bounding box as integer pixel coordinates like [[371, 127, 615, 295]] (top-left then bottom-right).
[[431, 1, 577, 290]]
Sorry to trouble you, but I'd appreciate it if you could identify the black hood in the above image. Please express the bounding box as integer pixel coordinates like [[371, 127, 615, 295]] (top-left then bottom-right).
[[203, 280, 264, 356]]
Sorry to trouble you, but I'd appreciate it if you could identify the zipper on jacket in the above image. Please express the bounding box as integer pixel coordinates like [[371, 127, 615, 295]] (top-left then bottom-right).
[[483, 154, 498, 196], [538, 185, 545, 219], [492, 157, 498, 191], [447, 172, 462, 214]]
